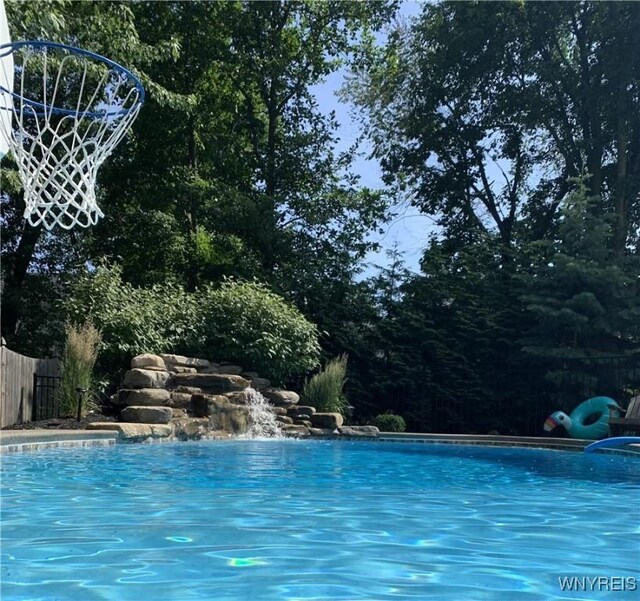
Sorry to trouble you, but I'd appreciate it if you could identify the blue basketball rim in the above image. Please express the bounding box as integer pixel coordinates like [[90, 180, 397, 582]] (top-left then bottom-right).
[[0, 40, 145, 118]]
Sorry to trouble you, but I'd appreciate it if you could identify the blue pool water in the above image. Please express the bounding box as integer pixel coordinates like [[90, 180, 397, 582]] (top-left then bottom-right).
[[1, 440, 638, 601]]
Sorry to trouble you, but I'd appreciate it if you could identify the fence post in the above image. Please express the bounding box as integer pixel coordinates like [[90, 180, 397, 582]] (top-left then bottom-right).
[[32, 373, 39, 422]]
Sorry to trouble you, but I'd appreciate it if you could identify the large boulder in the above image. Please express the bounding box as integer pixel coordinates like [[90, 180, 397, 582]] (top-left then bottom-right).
[[121, 406, 173, 424], [131, 353, 166, 370], [249, 377, 271, 390], [287, 405, 316, 416], [167, 366, 198, 374], [223, 390, 255, 405], [209, 406, 249, 435], [169, 392, 194, 409], [280, 424, 310, 438], [172, 417, 210, 440], [290, 413, 313, 422], [160, 354, 210, 368], [262, 389, 299, 407], [170, 373, 250, 394], [310, 412, 344, 429], [338, 426, 379, 438], [123, 368, 171, 389], [173, 386, 202, 395], [309, 427, 336, 437], [191, 394, 229, 418], [218, 364, 244, 375], [116, 388, 171, 407], [190, 394, 250, 434]]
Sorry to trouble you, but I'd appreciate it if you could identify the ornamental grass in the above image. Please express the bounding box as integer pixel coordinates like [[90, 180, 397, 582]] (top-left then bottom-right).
[[302, 354, 348, 415], [56, 321, 102, 417]]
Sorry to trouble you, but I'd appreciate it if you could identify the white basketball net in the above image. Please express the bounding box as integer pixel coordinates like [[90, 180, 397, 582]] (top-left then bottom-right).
[[0, 42, 143, 230]]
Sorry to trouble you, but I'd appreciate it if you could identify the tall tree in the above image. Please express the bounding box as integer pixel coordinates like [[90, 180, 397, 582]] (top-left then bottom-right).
[[90, 1, 394, 290], [1, 1, 398, 357], [348, 1, 640, 254]]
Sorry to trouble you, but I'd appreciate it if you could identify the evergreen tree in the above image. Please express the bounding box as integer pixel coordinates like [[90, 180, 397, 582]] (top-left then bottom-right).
[[522, 180, 640, 358]]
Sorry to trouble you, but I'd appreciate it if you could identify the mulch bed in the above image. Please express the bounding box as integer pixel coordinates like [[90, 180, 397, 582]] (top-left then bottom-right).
[[2, 413, 117, 430]]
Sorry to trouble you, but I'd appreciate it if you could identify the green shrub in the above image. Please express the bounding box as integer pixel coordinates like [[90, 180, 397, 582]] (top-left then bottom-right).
[[65, 264, 321, 384], [56, 321, 102, 417], [302, 354, 349, 414], [195, 279, 321, 384], [65, 263, 200, 373], [373, 412, 406, 432]]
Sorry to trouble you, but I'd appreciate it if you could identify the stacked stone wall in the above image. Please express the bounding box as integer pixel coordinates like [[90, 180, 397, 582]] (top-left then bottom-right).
[[88, 353, 379, 443]]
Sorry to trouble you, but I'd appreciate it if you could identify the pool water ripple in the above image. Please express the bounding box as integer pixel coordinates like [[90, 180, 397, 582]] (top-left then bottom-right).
[[1, 440, 638, 600]]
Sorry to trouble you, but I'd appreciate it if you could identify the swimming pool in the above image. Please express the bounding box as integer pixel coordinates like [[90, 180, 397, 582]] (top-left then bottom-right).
[[1, 440, 638, 600]]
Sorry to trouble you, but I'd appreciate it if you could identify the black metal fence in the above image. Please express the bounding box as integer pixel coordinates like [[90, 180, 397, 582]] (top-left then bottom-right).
[[420, 355, 640, 437], [0, 346, 59, 427], [25, 355, 640, 433], [32, 374, 62, 421]]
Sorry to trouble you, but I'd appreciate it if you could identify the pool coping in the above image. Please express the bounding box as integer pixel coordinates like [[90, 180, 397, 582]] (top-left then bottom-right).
[[0, 429, 118, 454], [377, 432, 588, 450], [377, 432, 640, 455], [1, 429, 639, 456]]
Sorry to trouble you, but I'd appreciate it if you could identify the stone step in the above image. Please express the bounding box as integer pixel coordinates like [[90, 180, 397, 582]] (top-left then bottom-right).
[[337, 426, 379, 438], [308, 427, 336, 437], [169, 373, 249, 394], [167, 366, 198, 374], [121, 406, 173, 424], [280, 424, 310, 438], [123, 368, 171, 389], [261, 389, 299, 406], [169, 391, 193, 409], [287, 405, 316, 416], [276, 415, 294, 425], [86, 422, 172, 441], [310, 412, 344, 429], [131, 353, 167, 370], [160, 354, 210, 368], [115, 388, 171, 407]]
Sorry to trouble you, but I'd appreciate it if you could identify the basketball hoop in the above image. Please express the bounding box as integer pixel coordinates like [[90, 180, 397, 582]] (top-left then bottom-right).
[[0, 41, 144, 230]]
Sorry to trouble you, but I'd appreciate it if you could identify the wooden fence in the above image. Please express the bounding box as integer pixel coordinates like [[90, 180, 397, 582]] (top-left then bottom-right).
[[0, 346, 60, 428]]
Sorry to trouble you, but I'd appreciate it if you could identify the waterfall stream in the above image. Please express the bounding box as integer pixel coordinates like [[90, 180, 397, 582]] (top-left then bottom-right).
[[243, 388, 283, 439]]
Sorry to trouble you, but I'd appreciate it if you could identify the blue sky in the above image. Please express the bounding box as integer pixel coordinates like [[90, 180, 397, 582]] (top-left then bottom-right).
[[312, 1, 430, 278]]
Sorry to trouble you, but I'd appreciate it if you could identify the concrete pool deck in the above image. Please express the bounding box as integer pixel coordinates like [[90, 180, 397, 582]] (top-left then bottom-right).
[[1, 429, 639, 455]]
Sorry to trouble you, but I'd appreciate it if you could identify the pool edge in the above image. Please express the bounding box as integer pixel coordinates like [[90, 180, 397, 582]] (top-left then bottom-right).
[[377, 433, 640, 455], [0, 429, 117, 454], [2, 430, 639, 456]]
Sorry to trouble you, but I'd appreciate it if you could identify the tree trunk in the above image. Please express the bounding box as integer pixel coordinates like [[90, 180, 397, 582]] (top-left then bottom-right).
[[614, 120, 628, 256]]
